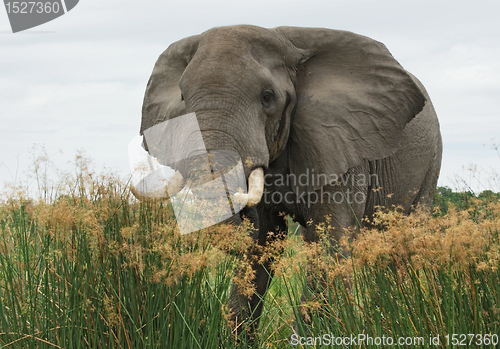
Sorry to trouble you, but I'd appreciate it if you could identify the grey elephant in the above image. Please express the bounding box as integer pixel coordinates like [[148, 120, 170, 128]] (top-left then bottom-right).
[[137, 25, 442, 331]]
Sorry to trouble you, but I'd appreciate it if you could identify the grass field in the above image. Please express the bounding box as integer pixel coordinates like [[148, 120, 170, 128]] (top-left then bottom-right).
[[1, 158, 499, 348]]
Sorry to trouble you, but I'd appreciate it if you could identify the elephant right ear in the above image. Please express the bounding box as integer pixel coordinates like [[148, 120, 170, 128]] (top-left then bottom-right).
[[276, 27, 426, 195], [140, 35, 200, 138]]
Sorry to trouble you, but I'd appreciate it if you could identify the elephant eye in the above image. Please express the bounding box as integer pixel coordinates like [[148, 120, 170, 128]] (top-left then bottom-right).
[[261, 90, 275, 108], [180, 94, 184, 102]]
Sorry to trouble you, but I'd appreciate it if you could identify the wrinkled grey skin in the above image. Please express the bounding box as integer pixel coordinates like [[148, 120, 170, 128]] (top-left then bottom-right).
[[140, 25, 442, 330]]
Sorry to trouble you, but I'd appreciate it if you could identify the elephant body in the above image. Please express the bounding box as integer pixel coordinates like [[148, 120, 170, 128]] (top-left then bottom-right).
[[138, 25, 442, 331]]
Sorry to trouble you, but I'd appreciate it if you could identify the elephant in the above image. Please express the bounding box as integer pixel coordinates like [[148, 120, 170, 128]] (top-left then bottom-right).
[[136, 25, 442, 333]]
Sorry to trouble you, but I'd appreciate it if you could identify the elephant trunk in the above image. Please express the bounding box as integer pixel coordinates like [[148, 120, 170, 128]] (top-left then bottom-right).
[[133, 165, 265, 207], [191, 113, 267, 206], [178, 150, 265, 207], [130, 133, 265, 206]]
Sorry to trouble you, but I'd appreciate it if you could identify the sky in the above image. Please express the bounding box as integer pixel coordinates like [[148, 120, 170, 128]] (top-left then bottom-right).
[[1, 0, 499, 194]]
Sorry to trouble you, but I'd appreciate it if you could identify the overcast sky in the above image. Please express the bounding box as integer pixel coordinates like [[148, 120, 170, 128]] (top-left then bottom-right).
[[1, 0, 499, 194]]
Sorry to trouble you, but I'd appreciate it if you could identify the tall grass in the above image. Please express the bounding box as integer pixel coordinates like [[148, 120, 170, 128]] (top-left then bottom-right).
[[0, 194, 248, 348], [0, 156, 255, 348], [275, 206, 500, 348], [1, 154, 499, 348]]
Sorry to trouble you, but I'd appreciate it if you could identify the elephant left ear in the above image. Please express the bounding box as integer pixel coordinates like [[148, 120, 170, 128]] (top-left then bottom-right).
[[275, 27, 426, 195]]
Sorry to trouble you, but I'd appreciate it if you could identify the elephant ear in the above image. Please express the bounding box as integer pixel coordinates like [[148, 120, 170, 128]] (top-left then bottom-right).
[[276, 27, 426, 195], [140, 35, 200, 141]]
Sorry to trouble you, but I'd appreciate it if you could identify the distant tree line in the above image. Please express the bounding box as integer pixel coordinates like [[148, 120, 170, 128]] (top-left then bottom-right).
[[433, 186, 500, 214]]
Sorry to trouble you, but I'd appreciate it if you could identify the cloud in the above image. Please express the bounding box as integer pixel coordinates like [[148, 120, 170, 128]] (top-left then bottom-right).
[[1, 0, 499, 191], [443, 65, 495, 87]]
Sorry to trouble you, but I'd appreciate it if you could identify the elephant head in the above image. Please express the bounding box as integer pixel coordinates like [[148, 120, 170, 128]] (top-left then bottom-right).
[[139, 25, 425, 207]]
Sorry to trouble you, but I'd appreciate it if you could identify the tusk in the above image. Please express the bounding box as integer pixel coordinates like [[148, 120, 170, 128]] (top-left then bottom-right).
[[131, 170, 185, 199], [164, 170, 185, 196], [234, 167, 264, 206], [129, 134, 186, 200]]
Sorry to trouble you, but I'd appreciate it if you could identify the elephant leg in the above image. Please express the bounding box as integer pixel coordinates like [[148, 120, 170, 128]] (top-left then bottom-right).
[[228, 258, 273, 336], [301, 163, 370, 245], [295, 164, 370, 330], [229, 206, 288, 336]]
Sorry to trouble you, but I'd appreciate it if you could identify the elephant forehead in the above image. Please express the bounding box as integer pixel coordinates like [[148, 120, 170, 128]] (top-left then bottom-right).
[[197, 25, 293, 60], [179, 51, 269, 95], [200, 25, 275, 45], [179, 56, 262, 94]]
